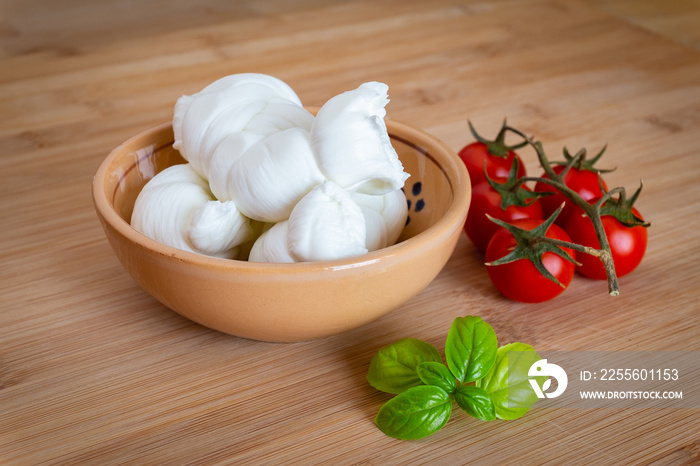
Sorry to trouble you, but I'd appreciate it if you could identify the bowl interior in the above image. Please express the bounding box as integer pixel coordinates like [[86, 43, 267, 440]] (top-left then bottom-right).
[[103, 123, 456, 249]]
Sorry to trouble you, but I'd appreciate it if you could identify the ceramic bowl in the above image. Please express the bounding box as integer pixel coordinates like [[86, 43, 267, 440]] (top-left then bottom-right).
[[93, 120, 470, 342]]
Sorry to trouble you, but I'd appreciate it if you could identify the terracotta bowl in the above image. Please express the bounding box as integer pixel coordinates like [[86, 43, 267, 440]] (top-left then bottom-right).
[[93, 120, 470, 342]]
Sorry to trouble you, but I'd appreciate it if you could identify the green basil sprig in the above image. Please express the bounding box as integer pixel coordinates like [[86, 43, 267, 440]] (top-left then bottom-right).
[[367, 316, 542, 439]]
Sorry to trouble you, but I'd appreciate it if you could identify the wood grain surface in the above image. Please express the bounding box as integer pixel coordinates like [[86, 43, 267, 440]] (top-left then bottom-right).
[[2, 0, 699, 464]]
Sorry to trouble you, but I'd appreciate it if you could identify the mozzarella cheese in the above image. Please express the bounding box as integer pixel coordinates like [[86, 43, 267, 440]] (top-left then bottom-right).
[[131, 164, 252, 259], [134, 74, 410, 262]]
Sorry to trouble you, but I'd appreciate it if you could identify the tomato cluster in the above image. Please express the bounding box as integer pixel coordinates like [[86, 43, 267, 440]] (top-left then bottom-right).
[[459, 122, 649, 303]]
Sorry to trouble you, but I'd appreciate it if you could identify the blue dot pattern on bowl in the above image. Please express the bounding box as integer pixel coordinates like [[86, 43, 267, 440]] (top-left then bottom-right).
[[404, 181, 425, 226]]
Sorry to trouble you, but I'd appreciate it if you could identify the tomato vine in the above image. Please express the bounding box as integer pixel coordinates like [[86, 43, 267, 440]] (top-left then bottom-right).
[[481, 124, 650, 297]]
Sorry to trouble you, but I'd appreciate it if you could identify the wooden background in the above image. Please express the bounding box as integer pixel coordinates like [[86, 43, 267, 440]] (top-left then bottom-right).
[[2, 0, 699, 463]]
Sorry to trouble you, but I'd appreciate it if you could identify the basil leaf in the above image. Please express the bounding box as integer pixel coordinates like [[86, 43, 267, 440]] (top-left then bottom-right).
[[374, 385, 452, 440], [453, 385, 496, 421], [444, 316, 498, 383], [416, 361, 457, 394], [476, 342, 545, 420], [367, 338, 443, 394]]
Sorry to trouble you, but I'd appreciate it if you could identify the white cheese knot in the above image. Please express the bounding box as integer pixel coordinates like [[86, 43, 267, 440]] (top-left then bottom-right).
[[311, 82, 410, 194], [351, 189, 408, 252], [172, 73, 314, 179], [131, 164, 252, 259], [209, 126, 325, 223], [135, 74, 411, 262]]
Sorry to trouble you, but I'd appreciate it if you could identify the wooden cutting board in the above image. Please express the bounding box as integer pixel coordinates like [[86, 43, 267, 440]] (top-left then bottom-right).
[[2, 0, 699, 463]]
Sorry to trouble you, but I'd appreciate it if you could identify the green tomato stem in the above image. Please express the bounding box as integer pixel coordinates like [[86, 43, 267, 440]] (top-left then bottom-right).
[[512, 136, 621, 296], [534, 236, 619, 296]]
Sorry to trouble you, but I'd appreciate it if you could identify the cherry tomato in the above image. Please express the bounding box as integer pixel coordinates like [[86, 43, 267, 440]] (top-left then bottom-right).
[[485, 218, 575, 303], [535, 166, 608, 227], [465, 180, 543, 253], [564, 201, 647, 280], [459, 142, 526, 187]]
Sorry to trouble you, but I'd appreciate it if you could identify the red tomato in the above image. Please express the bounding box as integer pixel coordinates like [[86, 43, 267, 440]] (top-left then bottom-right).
[[564, 202, 647, 280], [459, 142, 526, 187], [465, 180, 543, 253], [535, 166, 608, 227], [485, 218, 575, 303]]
